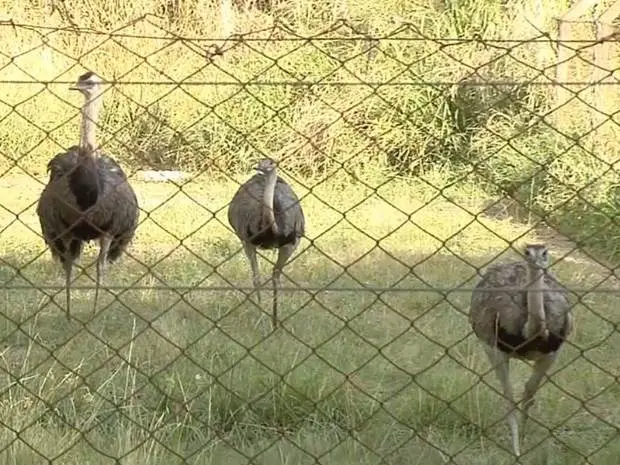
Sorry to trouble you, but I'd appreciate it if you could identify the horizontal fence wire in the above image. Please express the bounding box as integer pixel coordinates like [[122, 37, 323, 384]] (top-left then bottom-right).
[[1, 285, 620, 293], [0, 12, 619, 465]]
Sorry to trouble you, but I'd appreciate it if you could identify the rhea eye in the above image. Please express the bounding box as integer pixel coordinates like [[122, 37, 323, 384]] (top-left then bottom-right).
[[524, 249, 530, 257], [542, 250, 548, 259]]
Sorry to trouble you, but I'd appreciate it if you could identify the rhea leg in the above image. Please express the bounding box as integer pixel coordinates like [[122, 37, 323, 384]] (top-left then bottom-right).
[[62, 258, 73, 321], [271, 243, 295, 330], [242, 242, 261, 303], [94, 236, 112, 314], [520, 352, 557, 441], [61, 239, 83, 320], [484, 346, 520, 456]]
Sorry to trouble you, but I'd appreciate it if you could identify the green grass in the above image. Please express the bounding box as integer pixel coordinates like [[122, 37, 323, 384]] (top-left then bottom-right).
[[0, 172, 618, 464], [0, 0, 618, 463]]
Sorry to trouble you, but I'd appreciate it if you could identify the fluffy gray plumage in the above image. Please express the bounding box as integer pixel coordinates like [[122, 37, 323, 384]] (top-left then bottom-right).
[[228, 158, 304, 329], [469, 244, 573, 457], [228, 178, 304, 248], [38, 147, 138, 261], [37, 71, 138, 319], [470, 258, 572, 354]]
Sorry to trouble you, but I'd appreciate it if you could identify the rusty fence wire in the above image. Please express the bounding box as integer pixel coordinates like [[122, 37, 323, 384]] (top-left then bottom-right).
[[0, 16, 619, 465]]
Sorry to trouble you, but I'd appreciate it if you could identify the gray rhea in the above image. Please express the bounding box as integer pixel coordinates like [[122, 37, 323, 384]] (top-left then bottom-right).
[[228, 159, 305, 329], [469, 244, 573, 456], [36, 71, 139, 319]]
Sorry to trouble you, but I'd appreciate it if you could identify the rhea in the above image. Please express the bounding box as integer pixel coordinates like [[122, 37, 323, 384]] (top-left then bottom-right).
[[469, 244, 573, 456], [228, 158, 305, 329], [37, 71, 139, 319]]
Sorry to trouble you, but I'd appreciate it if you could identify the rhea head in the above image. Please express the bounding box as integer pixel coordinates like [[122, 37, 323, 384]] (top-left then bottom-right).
[[524, 244, 549, 270], [69, 71, 103, 99], [254, 158, 277, 175]]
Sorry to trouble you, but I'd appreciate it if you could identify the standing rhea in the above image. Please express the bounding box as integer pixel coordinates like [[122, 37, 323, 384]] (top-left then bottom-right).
[[228, 158, 305, 329], [37, 71, 139, 319], [469, 244, 573, 456]]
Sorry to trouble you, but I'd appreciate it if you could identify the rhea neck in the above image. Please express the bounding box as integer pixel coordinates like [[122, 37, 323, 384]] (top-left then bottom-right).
[[261, 169, 279, 235], [69, 90, 103, 211], [79, 91, 102, 154], [524, 262, 548, 339]]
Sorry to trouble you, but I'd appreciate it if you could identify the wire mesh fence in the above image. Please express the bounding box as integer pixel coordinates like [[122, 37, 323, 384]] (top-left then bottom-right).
[[0, 14, 619, 465]]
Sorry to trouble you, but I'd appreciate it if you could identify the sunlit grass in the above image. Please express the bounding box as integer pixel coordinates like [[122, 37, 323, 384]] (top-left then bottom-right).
[[0, 172, 618, 464], [0, 0, 618, 462]]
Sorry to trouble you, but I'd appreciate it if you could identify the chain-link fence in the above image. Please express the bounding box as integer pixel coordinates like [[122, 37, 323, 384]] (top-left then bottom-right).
[[0, 13, 619, 465]]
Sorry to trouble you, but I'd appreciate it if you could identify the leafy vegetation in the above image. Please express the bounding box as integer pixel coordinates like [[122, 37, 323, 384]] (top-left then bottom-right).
[[0, 0, 618, 463]]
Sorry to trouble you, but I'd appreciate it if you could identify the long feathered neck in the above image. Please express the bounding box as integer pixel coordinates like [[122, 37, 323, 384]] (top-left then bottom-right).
[[524, 264, 548, 340], [79, 92, 101, 155], [70, 92, 102, 210], [262, 170, 279, 235]]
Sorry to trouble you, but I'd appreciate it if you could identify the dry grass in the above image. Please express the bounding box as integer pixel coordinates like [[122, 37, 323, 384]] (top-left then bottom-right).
[[0, 0, 617, 260], [0, 0, 618, 463], [0, 171, 619, 464]]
